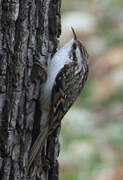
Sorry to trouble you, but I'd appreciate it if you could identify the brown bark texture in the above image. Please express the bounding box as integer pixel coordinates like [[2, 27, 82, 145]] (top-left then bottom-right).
[[0, 0, 61, 179]]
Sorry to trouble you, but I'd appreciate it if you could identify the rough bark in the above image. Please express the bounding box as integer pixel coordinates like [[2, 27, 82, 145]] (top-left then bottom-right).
[[0, 0, 61, 179]]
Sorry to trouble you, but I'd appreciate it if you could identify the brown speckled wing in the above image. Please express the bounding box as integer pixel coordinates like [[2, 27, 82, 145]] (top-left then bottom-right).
[[49, 59, 89, 133]]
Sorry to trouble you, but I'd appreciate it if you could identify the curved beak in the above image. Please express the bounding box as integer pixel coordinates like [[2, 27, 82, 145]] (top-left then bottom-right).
[[71, 27, 77, 41]]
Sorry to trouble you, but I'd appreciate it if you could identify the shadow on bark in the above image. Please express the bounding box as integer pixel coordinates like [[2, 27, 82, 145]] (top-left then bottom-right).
[[0, 0, 61, 179]]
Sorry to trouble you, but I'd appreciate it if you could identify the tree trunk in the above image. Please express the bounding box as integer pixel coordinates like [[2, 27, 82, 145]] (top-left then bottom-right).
[[0, 0, 61, 179]]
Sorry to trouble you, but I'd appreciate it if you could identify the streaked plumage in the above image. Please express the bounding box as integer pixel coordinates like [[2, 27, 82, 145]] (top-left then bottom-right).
[[27, 28, 89, 172]]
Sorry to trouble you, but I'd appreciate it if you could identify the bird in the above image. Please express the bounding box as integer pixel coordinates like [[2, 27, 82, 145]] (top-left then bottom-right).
[[27, 28, 89, 172]]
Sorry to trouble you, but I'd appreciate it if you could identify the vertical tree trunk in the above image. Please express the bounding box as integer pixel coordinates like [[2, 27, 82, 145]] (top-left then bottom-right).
[[0, 0, 61, 179]]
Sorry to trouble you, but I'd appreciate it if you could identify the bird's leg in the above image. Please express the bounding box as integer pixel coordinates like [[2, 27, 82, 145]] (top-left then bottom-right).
[[29, 53, 47, 100]]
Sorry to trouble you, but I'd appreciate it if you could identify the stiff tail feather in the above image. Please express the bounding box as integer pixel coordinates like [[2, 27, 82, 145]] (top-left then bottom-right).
[[27, 126, 49, 173]]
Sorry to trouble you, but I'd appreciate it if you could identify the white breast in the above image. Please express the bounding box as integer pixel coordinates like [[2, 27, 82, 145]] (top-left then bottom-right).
[[41, 39, 74, 103]]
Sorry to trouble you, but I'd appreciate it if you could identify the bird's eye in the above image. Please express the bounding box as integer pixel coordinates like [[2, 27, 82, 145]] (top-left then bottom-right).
[[73, 43, 76, 50]]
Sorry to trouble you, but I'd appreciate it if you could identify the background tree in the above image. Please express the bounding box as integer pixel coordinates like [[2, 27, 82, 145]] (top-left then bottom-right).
[[0, 0, 61, 179]]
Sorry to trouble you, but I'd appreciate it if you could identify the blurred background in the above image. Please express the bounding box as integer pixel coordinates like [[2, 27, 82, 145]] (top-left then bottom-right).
[[59, 0, 123, 180]]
